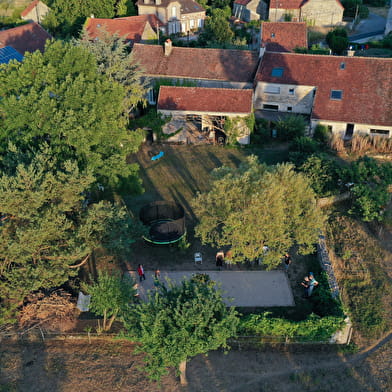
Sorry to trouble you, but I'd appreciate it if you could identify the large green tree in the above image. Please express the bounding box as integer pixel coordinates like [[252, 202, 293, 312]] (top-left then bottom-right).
[[43, 0, 126, 37], [123, 275, 239, 385], [200, 8, 234, 46], [83, 270, 137, 332], [78, 27, 148, 113], [0, 40, 144, 189], [0, 146, 141, 323], [192, 156, 324, 268]]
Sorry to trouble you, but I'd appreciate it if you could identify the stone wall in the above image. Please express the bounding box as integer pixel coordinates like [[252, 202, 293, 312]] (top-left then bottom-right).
[[317, 234, 340, 298]]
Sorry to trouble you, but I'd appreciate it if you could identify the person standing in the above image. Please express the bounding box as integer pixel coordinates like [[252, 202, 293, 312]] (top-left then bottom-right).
[[137, 264, 146, 282], [283, 253, 292, 271], [308, 272, 319, 296], [301, 276, 310, 297]]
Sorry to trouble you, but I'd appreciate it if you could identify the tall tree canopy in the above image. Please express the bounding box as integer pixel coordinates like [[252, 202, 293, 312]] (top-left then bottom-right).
[[0, 40, 145, 189], [0, 145, 141, 323], [43, 0, 135, 37], [200, 8, 234, 46], [123, 275, 239, 384], [192, 156, 324, 268], [77, 27, 147, 113]]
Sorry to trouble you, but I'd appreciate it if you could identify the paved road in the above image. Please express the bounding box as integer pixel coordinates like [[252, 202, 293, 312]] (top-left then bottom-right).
[[349, 12, 386, 38], [128, 270, 295, 307]]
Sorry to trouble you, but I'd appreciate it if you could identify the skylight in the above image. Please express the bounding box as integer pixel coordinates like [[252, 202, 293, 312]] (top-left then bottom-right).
[[271, 67, 284, 77], [330, 90, 343, 100]]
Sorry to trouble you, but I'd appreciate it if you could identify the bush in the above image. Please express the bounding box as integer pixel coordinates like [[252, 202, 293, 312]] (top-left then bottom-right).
[[238, 312, 345, 341], [313, 124, 331, 146], [299, 154, 341, 197], [290, 137, 319, 153], [276, 115, 306, 141]]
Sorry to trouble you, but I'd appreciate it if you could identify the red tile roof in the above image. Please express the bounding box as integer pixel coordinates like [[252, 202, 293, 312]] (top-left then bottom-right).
[[261, 22, 307, 52], [137, 0, 204, 15], [271, 0, 344, 10], [85, 15, 162, 43], [20, 0, 41, 17], [158, 86, 253, 114], [271, 0, 304, 9], [0, 22, 52, 54], [132, 43, 259, 82], [234, 0, 252, 5], [256, 52, 392, 126]]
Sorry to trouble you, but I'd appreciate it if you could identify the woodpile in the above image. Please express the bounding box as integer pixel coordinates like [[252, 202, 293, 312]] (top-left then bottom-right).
[[18, 290, 77, 332]]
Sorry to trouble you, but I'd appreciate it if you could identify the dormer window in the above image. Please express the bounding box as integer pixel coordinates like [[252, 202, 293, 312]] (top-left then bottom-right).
[[340, 62, 345, 70], [271, 67, 284, 77], [330, 90, 343, 100]]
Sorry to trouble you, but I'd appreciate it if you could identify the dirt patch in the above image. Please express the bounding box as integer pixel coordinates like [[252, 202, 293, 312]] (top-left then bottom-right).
[[0, 336, 391, 392]]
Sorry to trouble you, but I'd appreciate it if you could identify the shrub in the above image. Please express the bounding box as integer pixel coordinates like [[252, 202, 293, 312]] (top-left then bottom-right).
[[290, 136, 319, 153], [313, 124, 331, 146], [276, 115, 306, 140], [238, 312, 345, 342]]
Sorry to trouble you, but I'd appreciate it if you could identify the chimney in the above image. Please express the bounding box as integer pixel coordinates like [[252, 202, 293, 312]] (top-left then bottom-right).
[[90, 14, 94, 18], [346, 49, 355, 57], [164, 39, 172, 56], [156, 0, 161, 4], [259, 44, 265, 58]]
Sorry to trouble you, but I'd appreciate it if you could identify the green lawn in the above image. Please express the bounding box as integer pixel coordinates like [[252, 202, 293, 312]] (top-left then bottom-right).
[[124, 143, 288, 221]]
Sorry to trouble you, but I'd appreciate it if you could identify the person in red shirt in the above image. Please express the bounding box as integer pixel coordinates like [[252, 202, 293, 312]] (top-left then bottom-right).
[[137, 264, 146, 282]]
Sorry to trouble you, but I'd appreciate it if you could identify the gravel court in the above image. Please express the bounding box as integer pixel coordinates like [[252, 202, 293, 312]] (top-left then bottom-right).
[[128, 270, 295, 307]]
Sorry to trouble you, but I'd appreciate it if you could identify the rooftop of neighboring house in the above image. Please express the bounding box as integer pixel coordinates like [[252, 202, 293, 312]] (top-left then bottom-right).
[[137, 0, 205, 15], [256, 52, 392, 126], [270, 0, 343, 9], [20, 0, 46, 18], [132, 42, 259, 82], [0, 46, 24, 64], [0, 22, 52, 54], [234, 0, 252, 5], [158, 86, 253, 113], [261, 22, 307, 52], [85, 15, 163, 44]]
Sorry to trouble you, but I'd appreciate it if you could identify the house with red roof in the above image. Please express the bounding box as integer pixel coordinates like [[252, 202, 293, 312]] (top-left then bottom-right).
[[0, 22, 52, 55], [85, 15, 162, 46], [233, 0, 267, 22], [157, 86, 254, 144], [132, 39, 259, 103], [254, 51, 392, 138], [269, 0, 344, 26], [260, 22, 307, 52], [137, 0, 205, 35], [21, 0, 50, 24]]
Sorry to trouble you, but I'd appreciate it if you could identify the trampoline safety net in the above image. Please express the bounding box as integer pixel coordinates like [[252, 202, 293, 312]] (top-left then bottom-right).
[[139, 201, 186, 244]]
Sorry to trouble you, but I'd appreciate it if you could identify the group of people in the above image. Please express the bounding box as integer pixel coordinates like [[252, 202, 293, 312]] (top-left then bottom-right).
[[301, 272, 319, 298]]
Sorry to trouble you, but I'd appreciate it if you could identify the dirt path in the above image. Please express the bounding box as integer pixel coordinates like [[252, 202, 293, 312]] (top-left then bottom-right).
[[1, 332, 391, 392]]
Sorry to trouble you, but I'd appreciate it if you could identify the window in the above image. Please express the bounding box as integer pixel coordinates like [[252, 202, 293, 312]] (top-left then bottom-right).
[[271, 32, 275, 38], [289, 88, 295, 95], [330, 90, 343, 100], [264, 85, 280, 94], [171, 6, 176, 17], [198, 19, 203, 28], [147, 89, 155, 104], [370, 129, 390, 136], [327, 125, 333, 132], [340, 62, 345, 70], [271, 67, 284, 77], [263, 104, 279, 111], [190, 19, 194, 28], [287, 106, 292, 112]]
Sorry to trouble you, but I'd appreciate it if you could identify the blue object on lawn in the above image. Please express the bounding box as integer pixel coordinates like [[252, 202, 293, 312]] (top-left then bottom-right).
[[151, 151, 164, 161]]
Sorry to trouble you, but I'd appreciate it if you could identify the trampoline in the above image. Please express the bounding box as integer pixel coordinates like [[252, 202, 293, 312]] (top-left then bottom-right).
[[139, 201, 186, 244]]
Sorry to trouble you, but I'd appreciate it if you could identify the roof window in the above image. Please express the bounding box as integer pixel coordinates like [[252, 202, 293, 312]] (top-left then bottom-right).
[[271, 33, 275, 38], [340, 62, 345, 70], [271, 67, 284, 77], [330, 90, 343, 100]]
